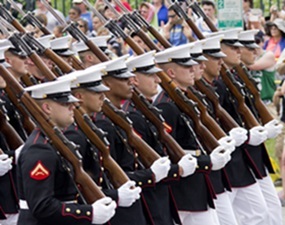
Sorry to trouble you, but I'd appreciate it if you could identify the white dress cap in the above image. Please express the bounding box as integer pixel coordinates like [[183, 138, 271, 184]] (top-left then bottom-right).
[[71, 64, 110, 92], [103, 54, 135, 78], [50, 35, 74, 56], [190, 40, 208, 61], [126, 50, 162, 74], [0, 39, 13, 49], [37, 34, 55, 49], [0, 39, 27, 57], [155, 43, 197, 66], [72, 35, 111, 53], [238, 29, 259, 49], [208, 28, 243, 47], [203, 35, 227, 58], [25, 76, 78, 103]]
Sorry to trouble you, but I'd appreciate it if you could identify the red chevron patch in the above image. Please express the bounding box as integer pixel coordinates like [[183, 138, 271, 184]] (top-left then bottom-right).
[[30, 161, 50, 180]]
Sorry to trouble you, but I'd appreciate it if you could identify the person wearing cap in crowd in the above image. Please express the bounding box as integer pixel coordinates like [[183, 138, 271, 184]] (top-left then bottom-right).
[[153, 43, 232, 225], [17, 77, 117, 225], [72, 0, 93, 31], [63, 65, 142, 225], [50, 35, 75, 66], [123, 51, 198, 225], [73, 36, 111, 68], [264, 18, 285, 60], [0, 46, 20, 225], [0, 40, 29, 141], [25, 35, 54, 84], [93, 55, 174, 225], [237, 29, 283, 225], [197, 35, 261, 225], [211, 28, 281, 225], [33, 0, 65, 33]]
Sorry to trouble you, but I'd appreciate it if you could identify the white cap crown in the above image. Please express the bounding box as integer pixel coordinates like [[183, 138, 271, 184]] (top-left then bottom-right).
[[73, 35, 111, 53], [50, 35, 72, 50]]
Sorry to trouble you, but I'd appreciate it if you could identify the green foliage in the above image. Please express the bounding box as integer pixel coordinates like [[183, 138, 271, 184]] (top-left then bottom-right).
[[253, 0, 282, 17]]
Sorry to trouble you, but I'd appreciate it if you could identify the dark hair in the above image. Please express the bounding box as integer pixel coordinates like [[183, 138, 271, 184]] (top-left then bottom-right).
[[254, 34, 264, 44], [76, 18, 88, 33], [70, 6, 81, 15], [201, 0, 215, 8]]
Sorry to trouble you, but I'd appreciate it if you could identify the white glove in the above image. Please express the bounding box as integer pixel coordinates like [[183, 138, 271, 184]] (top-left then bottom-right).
[[264, 119, 283, 139], [0, 154, 12, 176], [248, 126, 268, 146], [150, 156, 171, 183], [210, 146, 231, 171], [118, 180, 141, 207], [92, 197, 116, 224], [229, 127, 248, 147], [178, 153, 197, 177], [218, 136, 236, 153]]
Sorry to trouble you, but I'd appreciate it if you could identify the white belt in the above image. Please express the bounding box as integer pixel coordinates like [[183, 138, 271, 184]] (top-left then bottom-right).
[[184, 149, 201, 156], [19, 199, 78, 210]]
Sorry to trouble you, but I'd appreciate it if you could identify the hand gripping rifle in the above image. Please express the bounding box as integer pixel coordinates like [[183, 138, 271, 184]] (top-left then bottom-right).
[[91, 1, 220, 153], [83, 0, 185, 162], [9, 32, 130, 188], [169, 1, 260, 129], [190, 1, 273, 125], [107, 2, 228, 143], [0, 63, 105, 203]]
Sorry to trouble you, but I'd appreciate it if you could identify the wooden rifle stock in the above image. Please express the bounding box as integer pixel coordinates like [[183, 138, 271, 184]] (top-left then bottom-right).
[[234, 63, 274, 124], [0, 106, 24, 149], [124, 36, 145, 54], [132, 87, 185, 163], [130, 10, 172, 49], [220, 66, 259, 128], [190, 2, 218, 32], [4, 85, 35, 135], [191, 2, 266, 126], [156, 70, 219, 153], [186, 86, 227, 139], [99, 16, 185, 163], [0, 65, 105, 203], [195, 79, 239, 132], [170, 2, 204, 40], [28, 41, 130, 188], [102, 99, 160, 168], [69, 56, 86, 70], [21, 73, 38, 86], [74, 106, 129, 188], [42, 48, 74, 74]]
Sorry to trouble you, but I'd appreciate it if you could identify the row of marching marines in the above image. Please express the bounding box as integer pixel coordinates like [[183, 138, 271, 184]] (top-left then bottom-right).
[[0, 2, 283, 225]]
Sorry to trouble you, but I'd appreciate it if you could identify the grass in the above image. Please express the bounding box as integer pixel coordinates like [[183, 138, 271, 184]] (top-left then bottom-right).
[[265, 138, 281, 182]]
